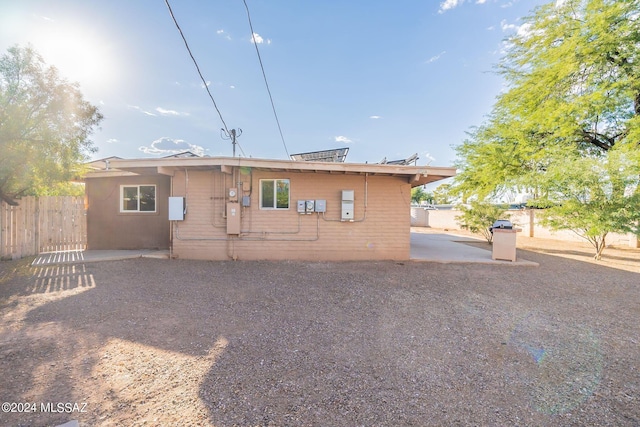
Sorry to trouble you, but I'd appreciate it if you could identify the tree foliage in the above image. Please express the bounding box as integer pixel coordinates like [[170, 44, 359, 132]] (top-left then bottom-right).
[[453, 0, 640, 257], [0, 45, 102, 205], [411, 186, 433, 204], [456, 201, 510, 243]]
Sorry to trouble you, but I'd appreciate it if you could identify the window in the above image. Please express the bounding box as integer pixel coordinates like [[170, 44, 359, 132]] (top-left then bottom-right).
[[260, 179, 289, 209], [120, 185, 156, 212]]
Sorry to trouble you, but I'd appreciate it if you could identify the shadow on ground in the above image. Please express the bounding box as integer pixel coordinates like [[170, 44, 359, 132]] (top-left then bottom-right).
[[0, 250, 638, 426]]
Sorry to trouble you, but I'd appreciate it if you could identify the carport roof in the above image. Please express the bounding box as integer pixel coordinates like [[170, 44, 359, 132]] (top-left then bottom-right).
[[85, 156, 456, 187]]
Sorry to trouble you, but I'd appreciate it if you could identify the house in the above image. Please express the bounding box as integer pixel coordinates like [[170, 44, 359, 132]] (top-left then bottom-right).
[[83, 156, 455, 261]]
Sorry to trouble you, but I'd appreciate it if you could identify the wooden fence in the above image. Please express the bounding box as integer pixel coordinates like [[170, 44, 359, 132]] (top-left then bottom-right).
[[0, 196, 87, 260]]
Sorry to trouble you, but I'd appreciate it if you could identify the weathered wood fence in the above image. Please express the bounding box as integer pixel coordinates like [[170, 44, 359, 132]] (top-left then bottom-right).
[[0, 196, 86, 260]]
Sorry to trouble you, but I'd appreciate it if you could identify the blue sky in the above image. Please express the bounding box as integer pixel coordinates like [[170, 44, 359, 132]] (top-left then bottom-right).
[[1, 0, 548, 168]]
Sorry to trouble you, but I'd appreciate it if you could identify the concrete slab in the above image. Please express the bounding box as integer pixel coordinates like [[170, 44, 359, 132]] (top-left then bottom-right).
[[410, 231, 538, 266], [32, 249, 170, 266]]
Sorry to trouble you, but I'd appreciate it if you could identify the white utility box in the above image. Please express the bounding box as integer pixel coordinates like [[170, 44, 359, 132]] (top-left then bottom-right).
[[341, 190, 354, 221], [168, 197, 185, 221]]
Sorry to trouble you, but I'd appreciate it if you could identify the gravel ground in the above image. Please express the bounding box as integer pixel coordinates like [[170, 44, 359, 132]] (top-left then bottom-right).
[[0, 235, 639, 426]]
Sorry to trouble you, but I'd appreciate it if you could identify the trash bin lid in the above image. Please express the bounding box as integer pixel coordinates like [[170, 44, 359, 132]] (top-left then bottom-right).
[[491, 219, 513, 229]]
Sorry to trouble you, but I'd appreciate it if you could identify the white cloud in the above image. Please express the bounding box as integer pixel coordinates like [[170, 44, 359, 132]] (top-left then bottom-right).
[[426, 51, 447, 64], [217, 29, 232, 40], [335, 136, 353, 143], [501, 20, 517, 31], [128, 105, 156, 116], [251, 32, 271, 44], [421, 151, 436, 165], [156, 107, 189, 116], [139, 137, 205, 156], [229, 85, 236, 89], [369, 115, 382, 119], [438, 0, 488, 13], [439, 0, 463, 13], [200, 81, 211, 88], [107, 138, 118, 144]]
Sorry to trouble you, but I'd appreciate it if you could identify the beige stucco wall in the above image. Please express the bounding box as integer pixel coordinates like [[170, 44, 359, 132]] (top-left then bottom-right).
[[171, 168, 411, 261]]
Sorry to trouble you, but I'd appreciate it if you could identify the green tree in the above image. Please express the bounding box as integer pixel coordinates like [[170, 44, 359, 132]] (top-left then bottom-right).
[[433, 183, 455, 204], [411, 186, 433, 204], [0, 45, 103, 205], [455, 201, 510, 243], [453, 0, 640, 258]]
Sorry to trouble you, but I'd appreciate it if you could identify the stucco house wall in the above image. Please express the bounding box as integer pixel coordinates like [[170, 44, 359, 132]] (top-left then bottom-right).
[[85, 174, 170, 250], [170, 168, 411, 261]]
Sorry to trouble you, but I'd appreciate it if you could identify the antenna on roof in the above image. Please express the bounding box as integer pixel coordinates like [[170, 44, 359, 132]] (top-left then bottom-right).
[[221, 128, 243, 157]]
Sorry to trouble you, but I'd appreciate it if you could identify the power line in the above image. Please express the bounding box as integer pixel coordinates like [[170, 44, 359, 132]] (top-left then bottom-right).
[[164, 0, 231, 136], [242, 0, 290, 158]]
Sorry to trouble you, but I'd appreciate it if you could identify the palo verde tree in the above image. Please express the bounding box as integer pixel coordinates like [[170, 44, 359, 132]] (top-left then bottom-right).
[[453, 0, 640, 258], [0, 45, 103, 205]]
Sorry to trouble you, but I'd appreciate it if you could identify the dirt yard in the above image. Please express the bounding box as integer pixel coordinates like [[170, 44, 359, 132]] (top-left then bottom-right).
[[0, 233, 639, 426]]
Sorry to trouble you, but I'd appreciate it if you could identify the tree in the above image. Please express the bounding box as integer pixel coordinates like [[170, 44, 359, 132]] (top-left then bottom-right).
[[453, 0, 640, 258], [0, 45, 103, 205], [433, 183, 455, 204], [411, 186, 433, 204], [456, 201, 510, 243]]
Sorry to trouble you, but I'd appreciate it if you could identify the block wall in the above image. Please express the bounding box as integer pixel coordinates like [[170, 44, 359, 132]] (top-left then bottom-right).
[[171, 169, 411, 260]]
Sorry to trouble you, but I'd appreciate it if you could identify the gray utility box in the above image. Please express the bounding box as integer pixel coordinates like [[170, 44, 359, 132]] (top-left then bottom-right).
[[168, 197, 185, 221], [341, 190, 354, 221]]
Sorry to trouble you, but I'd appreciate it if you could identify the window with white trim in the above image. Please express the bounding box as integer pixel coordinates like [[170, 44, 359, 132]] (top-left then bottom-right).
[[260, 179, 289, 209], [120, 185, 156, 212]]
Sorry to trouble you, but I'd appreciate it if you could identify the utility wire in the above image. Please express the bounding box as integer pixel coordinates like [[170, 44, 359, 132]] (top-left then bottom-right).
[[242, 0, 290, 158], [164, 0, 230, 136]]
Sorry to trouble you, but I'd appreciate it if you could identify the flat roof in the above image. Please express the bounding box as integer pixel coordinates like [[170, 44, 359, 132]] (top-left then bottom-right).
[[85, 156, 456, 187]]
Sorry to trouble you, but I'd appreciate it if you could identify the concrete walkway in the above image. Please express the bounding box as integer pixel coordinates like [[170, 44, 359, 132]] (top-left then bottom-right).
[[410, 231, 538, 266], [32, 249, 169, 266], [31, 232, 537, 266]]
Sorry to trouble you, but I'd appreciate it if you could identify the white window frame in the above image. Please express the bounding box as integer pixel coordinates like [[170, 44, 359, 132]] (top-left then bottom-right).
[[120, 184, 157, 213], [259, 179, 290, 210]]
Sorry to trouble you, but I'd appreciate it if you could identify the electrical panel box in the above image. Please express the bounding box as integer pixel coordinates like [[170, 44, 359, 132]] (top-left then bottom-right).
[[168, 197, 185, 221], [341, 190, 354, 221], [315, 199, 326, 213], [226, 202, 240, 234], [228, 188, 238, 202], [297, 200, 306, 213], [242, 195, 251, 207], [305, 200, 315, 213]]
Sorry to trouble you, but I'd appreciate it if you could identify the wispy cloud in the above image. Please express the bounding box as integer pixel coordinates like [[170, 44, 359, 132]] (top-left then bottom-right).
[[200, 81, 211, 88], [439, 0, 463, 13], [251, 32, 271, 44], [369, 115, 382, 119], [217, 29, 232, 40], [139, 137, 205, 156], [421, 151, 436, 165], [438, 0, 488, 13], [335, 136, 353, 144], [426, 51, 447, 64], [106, 138, 118, 144], [128, 105, 156, 116], [156, 107, 189, 117]]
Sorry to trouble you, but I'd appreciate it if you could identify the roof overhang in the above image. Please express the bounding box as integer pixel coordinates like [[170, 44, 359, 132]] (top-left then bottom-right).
[[84, 156, 456, 187]]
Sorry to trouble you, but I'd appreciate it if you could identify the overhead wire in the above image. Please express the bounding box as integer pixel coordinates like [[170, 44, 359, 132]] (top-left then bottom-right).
[[164, 0, 231, 136], [242, 0, 290, 158]]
